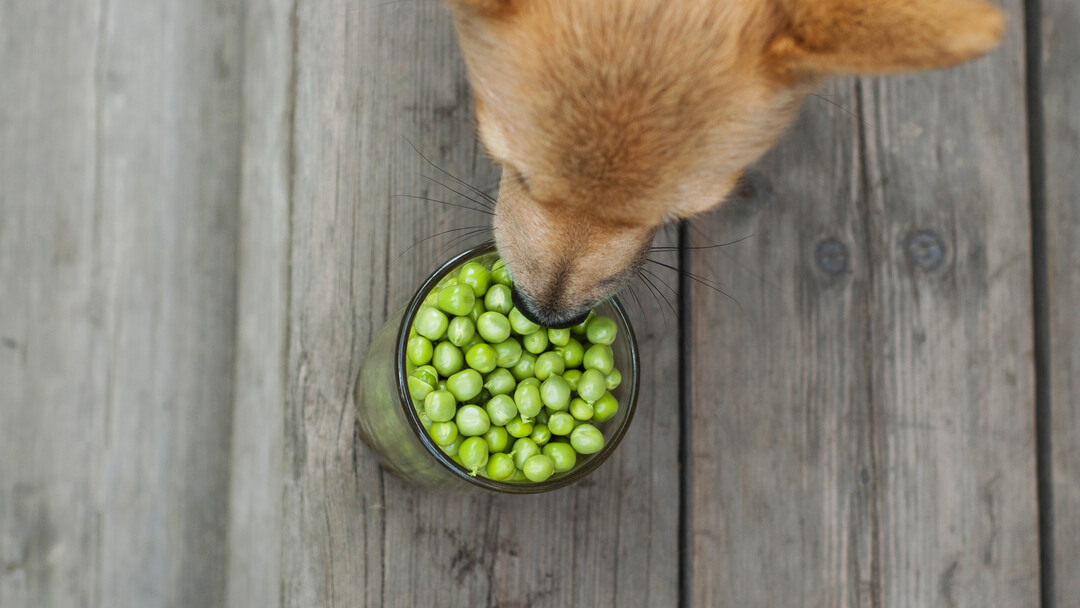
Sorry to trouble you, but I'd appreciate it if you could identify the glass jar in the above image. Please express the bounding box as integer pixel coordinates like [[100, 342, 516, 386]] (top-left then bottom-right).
[[354, 243, 640, 493]]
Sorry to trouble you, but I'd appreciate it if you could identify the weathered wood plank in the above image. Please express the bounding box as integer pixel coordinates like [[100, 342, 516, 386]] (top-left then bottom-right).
[[0, 1, 242, 607], [225, 0, 293, 605], [1043, 0, 1080, 603], [269, 2, 679, 607], [857, 1, 1038, 601], [688, 80, 873, 607], [688, 1, 1039, 604]]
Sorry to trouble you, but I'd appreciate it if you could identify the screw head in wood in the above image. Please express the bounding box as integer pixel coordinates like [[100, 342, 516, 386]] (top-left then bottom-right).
[[815, 238, 849, 276], [905, 229, 946, 271]]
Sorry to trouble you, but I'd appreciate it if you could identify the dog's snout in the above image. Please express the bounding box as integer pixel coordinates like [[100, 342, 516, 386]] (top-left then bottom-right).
[[510, 284, 590, 330]]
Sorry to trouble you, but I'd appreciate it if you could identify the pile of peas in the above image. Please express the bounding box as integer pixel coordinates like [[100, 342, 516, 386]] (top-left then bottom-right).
[[404, 257, 623, 484]]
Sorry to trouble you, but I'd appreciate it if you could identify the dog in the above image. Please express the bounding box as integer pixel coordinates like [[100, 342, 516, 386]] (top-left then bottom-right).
[[444, 0, 1005, 327]]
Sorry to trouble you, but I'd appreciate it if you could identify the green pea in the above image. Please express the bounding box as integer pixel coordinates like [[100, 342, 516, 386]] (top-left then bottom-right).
[[423, 290, 439, 307], [544, 327, 568, 346], [408, 376, 434, 402], [535, 408, 550, 425], [514, 383, 543, 421], [412, 365, 438, 387], [438, 276, 458, 288], [505, 416, 534, 438], [582, 343, 614, 375], [476, 311, 512, 343], [543, 442, 577, 473], [424, 390, 457, 423], [492, 259, 513, 286], [540, 375, 571, 411], [465, 343, 497, 373], [518, 377, 541, 389], [455, 404, 491, 436], [522, 454, 555, 482], [570, 423, 605, 454], [547, 411, 575, 436], [562, 369, 582, 391], [432, 341, 464, 377], [483, 426, 509, 453], [592, 391, 619, 423], [470, 298, 486, 323], [414, 306, 449, 341], [522, 330, 548, 354], [484, 283, 513, 315], [446, 369, 483, 402], [429, 421, 458, 446], [569, 310, 594, 335], [459, 436, 490, 476], [483, 368, 517, 396], [586, 315, 618, 345], [577, 369, 607, 402], [440, 435, 464, 457], [437, 283, 475, 317], [557, 338, 585, 368], [508, 307, 540, 335], [512, 469, 527, 481], [530, 424, 551, 446], [459, 262, 492, 297], [509, 351, 537, 381], [486, 452, 516, 480], [606, 368, 622, 390], [569, 398, 594, 421], [485, 394, 518, 427], [407, 336, 433, 366], [511, 437, 541, 470], [446, 316, 475, 348], [492, 337, 523, 368], [533, 351, 565, 381], [418, 411, 433, 431]]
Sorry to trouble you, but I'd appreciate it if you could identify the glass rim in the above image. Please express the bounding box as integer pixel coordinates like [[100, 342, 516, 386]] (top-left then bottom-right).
[[394, 243, 641, 493]]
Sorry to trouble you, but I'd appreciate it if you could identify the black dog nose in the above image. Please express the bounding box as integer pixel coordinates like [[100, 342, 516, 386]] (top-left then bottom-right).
[[510, 286, 590, 329]]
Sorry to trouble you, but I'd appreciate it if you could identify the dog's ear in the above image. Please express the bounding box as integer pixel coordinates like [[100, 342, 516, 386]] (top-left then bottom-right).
[[445, 0, 517, 17], [767, 0, 1005, 78]]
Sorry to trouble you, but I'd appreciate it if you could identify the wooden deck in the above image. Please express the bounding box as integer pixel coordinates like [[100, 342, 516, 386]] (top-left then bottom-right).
[[1, 0, 1075, 606]]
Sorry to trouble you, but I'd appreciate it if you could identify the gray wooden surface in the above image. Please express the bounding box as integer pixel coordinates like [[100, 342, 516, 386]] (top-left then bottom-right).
[[1043, 0, 1080, 604], [1, 0, 1075, 607], [688, 0, 1040, 605], [0, 0, 241, 606]]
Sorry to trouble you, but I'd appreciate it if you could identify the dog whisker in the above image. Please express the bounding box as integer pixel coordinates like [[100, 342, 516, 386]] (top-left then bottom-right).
[[392, 193, 494, 216], [439, 227, 493, 256], [644, 257, 742, 312], [808, 93, 870, 128], [396, 224, 489, 261], [649, 233, 754, 253], [638, 269, 680, 321], [405, 138, 498, 204], [622, 281, 645, 319], [416, 173, 494, 210]]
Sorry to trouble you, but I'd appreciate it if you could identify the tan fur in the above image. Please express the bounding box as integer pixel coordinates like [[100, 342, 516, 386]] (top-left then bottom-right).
[[446, 0, 1004, 325]]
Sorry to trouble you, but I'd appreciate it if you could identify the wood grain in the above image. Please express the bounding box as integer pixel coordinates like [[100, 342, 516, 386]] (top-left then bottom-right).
[[856, 1, 1039, 600], [0, 1, 242, 607], [225, 0, 293, 605], [687, 79, 874, 607], [688, 1, 1040, 605], [1042, 0, 1080, 604], [269, 2, 679, 607]]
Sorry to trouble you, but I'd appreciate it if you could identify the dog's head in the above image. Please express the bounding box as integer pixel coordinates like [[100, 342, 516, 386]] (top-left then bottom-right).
[[447, 0, 1004, 327]]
